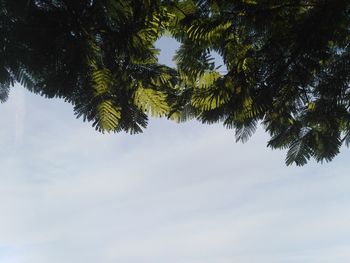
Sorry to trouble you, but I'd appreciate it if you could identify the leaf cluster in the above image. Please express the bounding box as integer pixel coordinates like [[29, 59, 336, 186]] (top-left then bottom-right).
[[1, 0, 350, 165], [167, 0, 350, 165]]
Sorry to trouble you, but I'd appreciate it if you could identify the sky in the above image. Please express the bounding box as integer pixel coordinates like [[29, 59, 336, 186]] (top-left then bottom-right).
[[1, 37, 350, 263]]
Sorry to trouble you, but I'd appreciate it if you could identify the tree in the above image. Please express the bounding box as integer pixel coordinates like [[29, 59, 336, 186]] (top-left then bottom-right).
[[0, 0, 178, 133], [1, 0, 350, 165]]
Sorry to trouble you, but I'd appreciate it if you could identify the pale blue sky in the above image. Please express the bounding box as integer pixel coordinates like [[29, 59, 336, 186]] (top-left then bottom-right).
[[0, 37, 350, 263]]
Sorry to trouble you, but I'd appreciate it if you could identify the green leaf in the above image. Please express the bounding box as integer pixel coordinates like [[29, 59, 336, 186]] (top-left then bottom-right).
[[286, 133, 312, 166], [197, 71, 221, 89], [134, 86, 170, 117], [91, 68, 113, 96], [96, 100, 121, 133]]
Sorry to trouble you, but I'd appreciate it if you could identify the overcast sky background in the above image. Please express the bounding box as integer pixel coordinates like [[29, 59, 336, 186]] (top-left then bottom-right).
[[1, 37, 350, 263]]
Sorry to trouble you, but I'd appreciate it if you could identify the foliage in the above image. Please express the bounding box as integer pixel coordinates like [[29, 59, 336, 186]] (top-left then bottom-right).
[[168, 0, 350, 165], [0, 0, 178, 134], [1, 0, 350, 165]]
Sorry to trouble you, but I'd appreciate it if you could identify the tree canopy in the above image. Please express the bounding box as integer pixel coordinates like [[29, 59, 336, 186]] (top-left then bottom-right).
[[1, 0, 350, 165]]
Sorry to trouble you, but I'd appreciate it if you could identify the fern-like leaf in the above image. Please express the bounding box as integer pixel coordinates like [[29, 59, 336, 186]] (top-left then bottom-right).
[[286, 131, 312, 166], [91, 68, 113, 96], [134, 86, 169, 117], [0, 83, 10, 103], [95, 99, 121, 133], [233, 119, 258, 143], [197, 71, 221, 89]]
